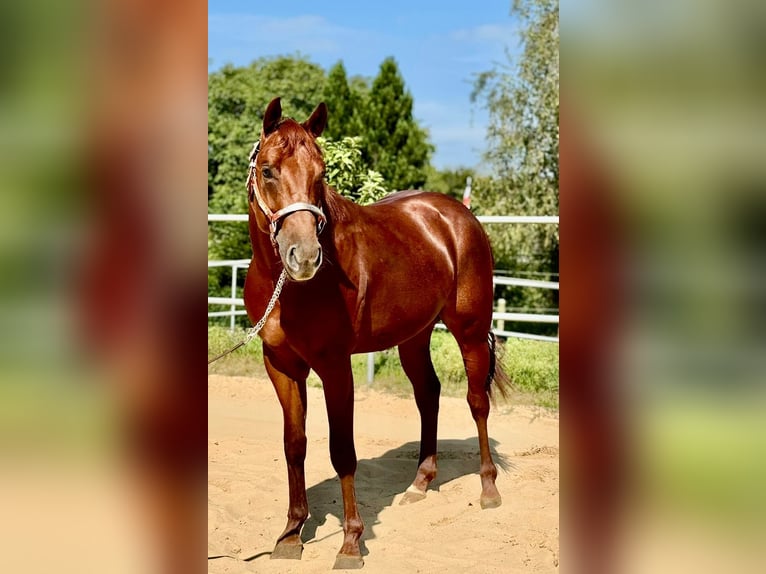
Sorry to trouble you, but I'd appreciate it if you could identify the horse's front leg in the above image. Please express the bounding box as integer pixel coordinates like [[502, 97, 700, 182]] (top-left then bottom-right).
[[315, 356, 365, 569], [263, 345, 310, 560]]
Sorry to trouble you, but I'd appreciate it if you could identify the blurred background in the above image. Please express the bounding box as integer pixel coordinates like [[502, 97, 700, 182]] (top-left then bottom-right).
[[562, 0, 765, 572], [0, 1, 206, 573], [1, 0, 764, 573]]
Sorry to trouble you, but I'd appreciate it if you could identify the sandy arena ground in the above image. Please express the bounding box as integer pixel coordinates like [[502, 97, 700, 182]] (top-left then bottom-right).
[[208, 375, 559, 573]]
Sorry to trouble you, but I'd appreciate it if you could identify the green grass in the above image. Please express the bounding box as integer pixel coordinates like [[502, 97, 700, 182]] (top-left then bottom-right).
[[207, 325, 265, 376], [500, 337, 560, 408], [208, 326, 559, 409]]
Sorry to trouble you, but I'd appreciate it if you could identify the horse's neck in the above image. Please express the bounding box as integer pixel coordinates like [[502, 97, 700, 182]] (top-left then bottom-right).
[[248, 213, 282, 278], [322, 185, 359, 226], [247, 186, 359, 277]]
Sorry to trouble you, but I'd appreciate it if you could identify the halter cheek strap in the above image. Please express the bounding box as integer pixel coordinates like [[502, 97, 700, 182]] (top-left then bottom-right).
[[246, 140, 327, 245]]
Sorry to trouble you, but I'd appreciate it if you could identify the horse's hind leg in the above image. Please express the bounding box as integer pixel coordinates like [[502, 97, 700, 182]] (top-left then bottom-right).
[[458, 335, 502, 508], [398, 327, 441, 504]]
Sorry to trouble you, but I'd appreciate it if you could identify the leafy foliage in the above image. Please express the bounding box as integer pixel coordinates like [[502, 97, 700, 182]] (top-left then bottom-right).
[[474, 0, 559, 200], [471, 0, 559, 329], [208, 55, 430, 267], [318, 136, 388, 205], [208, 56, 327, 210]]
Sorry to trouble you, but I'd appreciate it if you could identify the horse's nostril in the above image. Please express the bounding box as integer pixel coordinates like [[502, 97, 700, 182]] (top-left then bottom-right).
[[314, 247, 322, 267], [287, 246, 300, 271]]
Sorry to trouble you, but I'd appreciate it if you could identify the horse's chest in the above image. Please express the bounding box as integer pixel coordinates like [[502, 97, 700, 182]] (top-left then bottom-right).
[[280, 292, 355, 351], [256, 308, 287, 348], [257, 309, 321, 354]]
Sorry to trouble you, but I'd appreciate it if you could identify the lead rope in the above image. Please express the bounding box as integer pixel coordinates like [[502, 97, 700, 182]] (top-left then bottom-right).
[[208, 269, 288, 365]]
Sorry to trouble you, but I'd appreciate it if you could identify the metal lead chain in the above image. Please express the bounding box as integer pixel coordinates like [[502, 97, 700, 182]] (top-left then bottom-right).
[[245, 268, 287, 343], [208, 268, 287, 365]]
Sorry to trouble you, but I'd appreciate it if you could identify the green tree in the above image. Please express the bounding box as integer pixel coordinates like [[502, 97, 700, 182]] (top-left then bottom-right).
[[471, 0, 559, 332], [360, 57, 433, 191], [322, 61, 360, 140], [473, 0, 558, 205]]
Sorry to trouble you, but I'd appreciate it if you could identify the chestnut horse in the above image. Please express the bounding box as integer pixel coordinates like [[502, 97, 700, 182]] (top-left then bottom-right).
[[244, 97, 509, 569]]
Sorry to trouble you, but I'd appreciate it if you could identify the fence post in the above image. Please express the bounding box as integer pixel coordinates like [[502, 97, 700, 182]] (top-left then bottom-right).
[[367, 352, 375, 384], [230, 263, 237, 331], [496, 298, 506, 331], [462, 175, 472, 208]]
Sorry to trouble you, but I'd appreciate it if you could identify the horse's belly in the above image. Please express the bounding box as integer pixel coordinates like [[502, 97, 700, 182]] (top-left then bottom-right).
[[351, 298, 442, 353]]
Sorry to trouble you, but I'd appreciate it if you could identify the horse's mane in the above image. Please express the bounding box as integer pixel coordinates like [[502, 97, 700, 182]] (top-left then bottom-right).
[[322, 184, 353, 226]]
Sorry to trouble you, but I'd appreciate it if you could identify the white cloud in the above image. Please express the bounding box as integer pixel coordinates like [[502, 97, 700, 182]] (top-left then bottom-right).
[[450, 23, 519, 45], [208, 13, 384, 65]]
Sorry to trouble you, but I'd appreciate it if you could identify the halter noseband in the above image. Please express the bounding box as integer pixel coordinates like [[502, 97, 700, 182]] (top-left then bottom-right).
[[246, 140, 327, 244]]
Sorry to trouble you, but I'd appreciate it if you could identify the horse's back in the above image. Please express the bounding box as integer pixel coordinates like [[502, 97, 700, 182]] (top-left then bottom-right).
[[370, 189, 463, 211], [362, 189, 495, 299], [369, 190, 484, 232], [367, 190, 492, 261], [368, 189, 423, 206]]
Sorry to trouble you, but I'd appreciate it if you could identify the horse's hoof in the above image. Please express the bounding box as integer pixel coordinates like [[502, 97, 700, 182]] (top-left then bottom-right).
[[399, 484, 427, 505], [271, 541, 303, 560], [480, 495, 502, 509], [333, 553, 364, 569]]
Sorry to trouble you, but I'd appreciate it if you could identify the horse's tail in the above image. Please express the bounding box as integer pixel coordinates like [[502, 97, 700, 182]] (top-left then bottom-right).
[[486, 332, 512, 402]]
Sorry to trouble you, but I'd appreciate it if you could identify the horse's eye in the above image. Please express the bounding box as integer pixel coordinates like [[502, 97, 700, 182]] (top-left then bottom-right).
[[261, 166, 273, 179]]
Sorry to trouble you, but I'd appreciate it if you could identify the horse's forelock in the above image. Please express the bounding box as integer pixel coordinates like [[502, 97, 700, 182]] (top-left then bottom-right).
[[267, 119, 323, 160]]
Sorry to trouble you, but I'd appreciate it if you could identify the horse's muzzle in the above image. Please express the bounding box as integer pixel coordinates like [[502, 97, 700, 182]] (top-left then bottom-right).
[[283, 241, 322, 281]]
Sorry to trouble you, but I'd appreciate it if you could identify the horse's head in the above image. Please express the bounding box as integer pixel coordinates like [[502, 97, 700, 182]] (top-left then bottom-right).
[[248, 97, 328, 281]]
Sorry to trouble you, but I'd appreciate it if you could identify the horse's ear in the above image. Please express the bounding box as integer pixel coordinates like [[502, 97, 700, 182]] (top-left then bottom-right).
[[262, 97, 282, 137], [303, 102, 328, 138]]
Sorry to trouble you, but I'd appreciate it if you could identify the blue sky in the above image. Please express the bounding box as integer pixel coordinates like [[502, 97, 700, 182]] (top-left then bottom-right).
[[208, 1, 520, 170]]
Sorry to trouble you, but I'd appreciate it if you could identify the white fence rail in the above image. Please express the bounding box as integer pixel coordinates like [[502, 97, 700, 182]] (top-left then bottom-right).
[[208, 213, 559, 342], [208, 213, 558, 225]]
